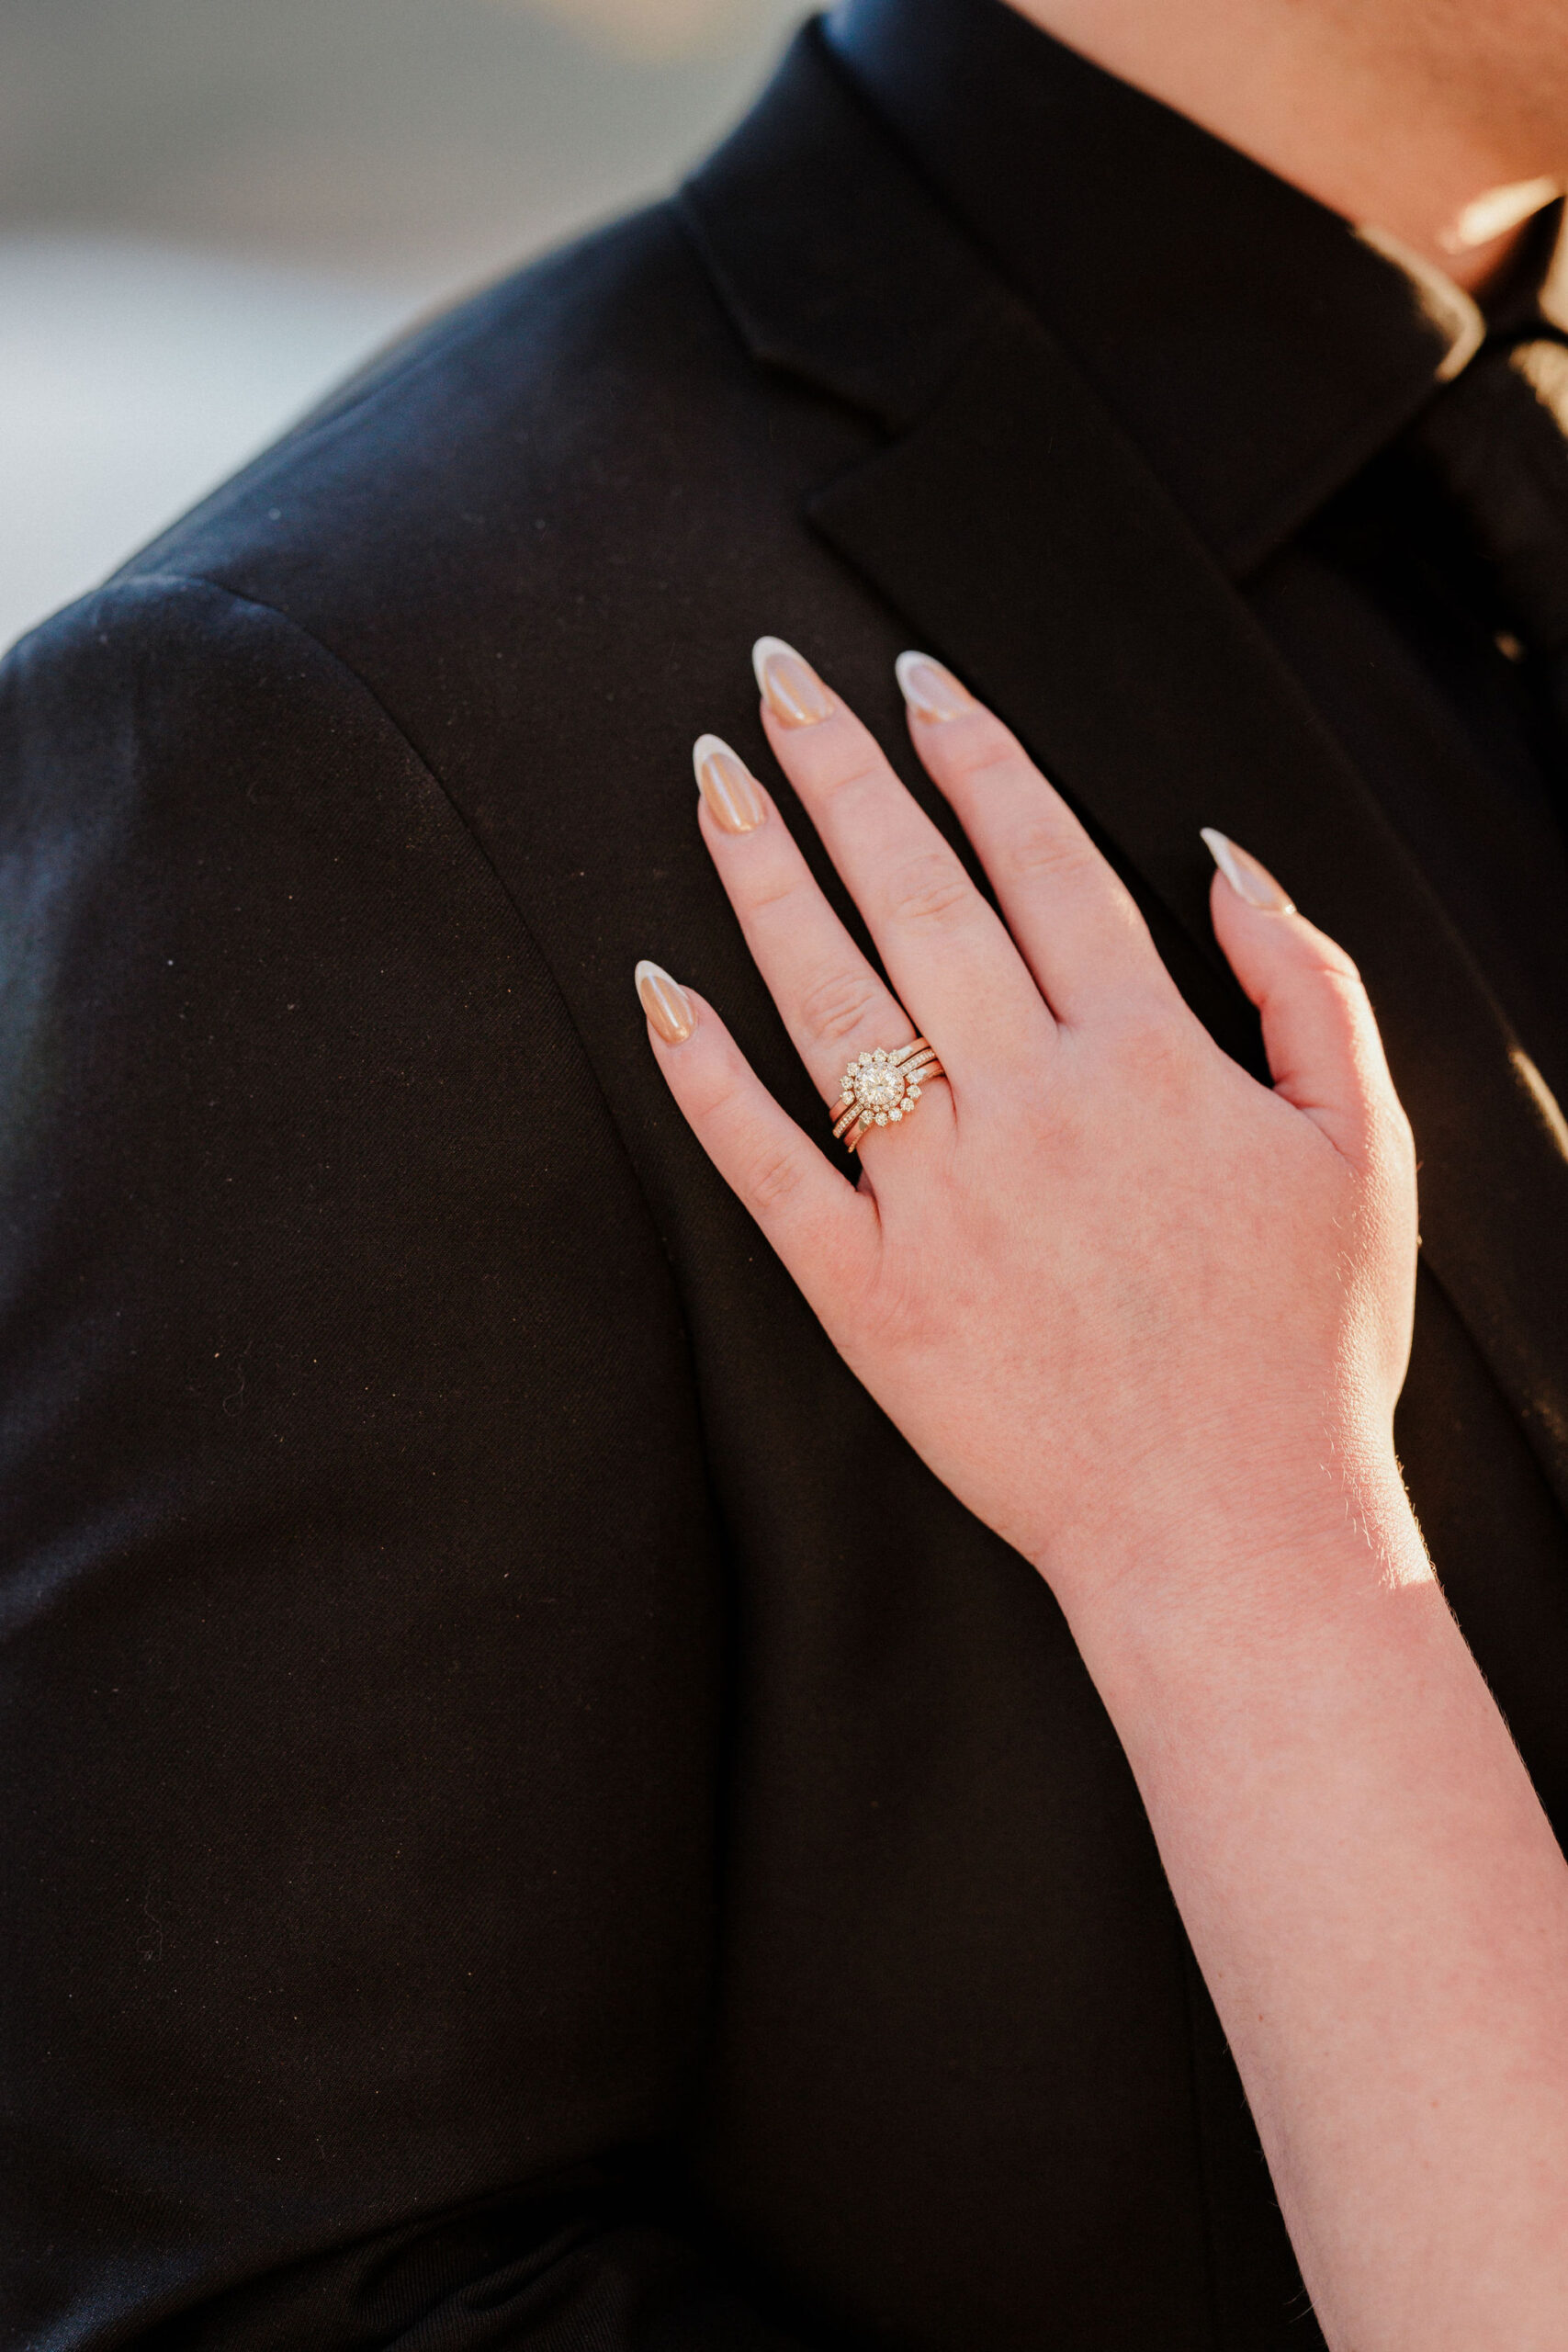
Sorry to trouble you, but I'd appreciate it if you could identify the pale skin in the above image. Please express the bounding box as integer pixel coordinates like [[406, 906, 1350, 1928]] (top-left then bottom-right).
[[637, 642, 1568, 2347], [634, 7, 1568, 2329]]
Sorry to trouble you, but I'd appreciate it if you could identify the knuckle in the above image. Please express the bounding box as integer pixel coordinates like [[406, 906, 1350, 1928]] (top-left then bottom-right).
[[795, 966, 889, 1047], [743, 1141, 806, 1215], [861, 1277, 930, 1356], [741, 866, 807, 917], [687, 1061, 749, 1127], [1309, 962, 1376, 1048], [943, 726, 1020, 786], [1002, 817, 1100, 888], [1295, 931, 1363, 989], [882, 847, 976, 933], [1115, 1006, 1199, 1094], [813, 755, 884, 812]]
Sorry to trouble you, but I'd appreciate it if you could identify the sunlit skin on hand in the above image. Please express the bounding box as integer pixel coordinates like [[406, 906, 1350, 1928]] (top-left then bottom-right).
[[637, 640, 1568, 2352], [639, 639, 1416, 1609]]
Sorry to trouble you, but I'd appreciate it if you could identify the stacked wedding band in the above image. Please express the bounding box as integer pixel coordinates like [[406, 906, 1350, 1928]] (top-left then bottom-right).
[[829, 1040, 946, 1151]]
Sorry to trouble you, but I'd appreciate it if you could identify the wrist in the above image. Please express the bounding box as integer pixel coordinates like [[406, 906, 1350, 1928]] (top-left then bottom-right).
[[1036, 1434, 1428, 1668]]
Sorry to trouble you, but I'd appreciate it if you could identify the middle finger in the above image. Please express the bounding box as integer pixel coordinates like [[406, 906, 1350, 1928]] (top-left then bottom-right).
[[750, 638, 1048, 1069]]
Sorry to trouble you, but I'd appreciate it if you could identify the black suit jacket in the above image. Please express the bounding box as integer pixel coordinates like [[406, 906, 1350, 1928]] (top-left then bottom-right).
[[6, 26, 1568, 2352]]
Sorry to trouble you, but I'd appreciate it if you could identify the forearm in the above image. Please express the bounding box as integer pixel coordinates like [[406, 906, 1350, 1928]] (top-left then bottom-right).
[[1059, 1473, 1568, 2350], [652, 644, 1561, 2340]]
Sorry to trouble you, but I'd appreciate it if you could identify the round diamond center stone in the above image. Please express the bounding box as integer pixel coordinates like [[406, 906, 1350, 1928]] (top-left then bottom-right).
[[855, 1063, 904, 1113]]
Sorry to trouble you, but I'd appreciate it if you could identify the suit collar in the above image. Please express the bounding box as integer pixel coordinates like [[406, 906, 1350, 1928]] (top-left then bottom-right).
[[682, 25, 1568, 1511], [821, 0, 1460, 574], [824, 0, 1541, 578], [677, 23, 998, 435]]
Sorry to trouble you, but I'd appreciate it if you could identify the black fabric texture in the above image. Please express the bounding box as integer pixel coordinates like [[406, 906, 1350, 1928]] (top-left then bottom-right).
[[825, 0, 1568, 1091], [1409, 338, 1568, 655], [6, 4, 1568, 2348]]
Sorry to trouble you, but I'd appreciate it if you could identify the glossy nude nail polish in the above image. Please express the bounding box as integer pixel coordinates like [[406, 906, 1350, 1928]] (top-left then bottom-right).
[[694, 733, 766, 833], [752, 636, 833, 727], [895, 650, 974, 722], [635, 959, 695, 1044], [1201, 827, 1295, 913]]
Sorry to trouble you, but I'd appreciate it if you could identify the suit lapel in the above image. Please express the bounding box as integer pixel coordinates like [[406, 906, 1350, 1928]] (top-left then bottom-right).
[[683, 29, 1568, 1512]]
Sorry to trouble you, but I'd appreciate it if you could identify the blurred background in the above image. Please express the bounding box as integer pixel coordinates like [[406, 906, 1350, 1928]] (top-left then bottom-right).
[[0, 0, 806, 653]]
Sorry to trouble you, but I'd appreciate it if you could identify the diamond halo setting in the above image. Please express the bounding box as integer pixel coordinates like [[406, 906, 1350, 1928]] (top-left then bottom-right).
[[829, 1040, 942, 1150]]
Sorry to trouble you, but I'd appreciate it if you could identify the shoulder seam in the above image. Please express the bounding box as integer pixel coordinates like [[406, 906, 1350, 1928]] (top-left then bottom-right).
[[145, 569, 675, 1269], [111, 204, 693, 588]]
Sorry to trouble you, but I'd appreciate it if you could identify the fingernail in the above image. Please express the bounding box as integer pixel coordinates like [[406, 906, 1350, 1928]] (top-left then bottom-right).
[[1201, 827, 1295, 913], [895, 650, 974, 723], [635, 959, 695, 1044], [752, 636, 833, 728], [694, 733, 766, 833]]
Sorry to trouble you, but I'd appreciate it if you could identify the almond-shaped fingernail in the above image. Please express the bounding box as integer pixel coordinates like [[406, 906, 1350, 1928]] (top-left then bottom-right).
[[895, 650, 974, 723], [752, 635, 833, 728], [635, 959, 695, 1044], [694, 733, 766, 833], [1201, 827, 1295, 912]]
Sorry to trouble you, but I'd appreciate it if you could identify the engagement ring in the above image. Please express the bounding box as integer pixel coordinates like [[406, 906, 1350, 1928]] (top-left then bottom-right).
[[829, 1040, 946, 1152]]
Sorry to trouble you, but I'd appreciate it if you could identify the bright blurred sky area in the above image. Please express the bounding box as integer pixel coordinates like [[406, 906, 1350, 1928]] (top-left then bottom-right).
[[0, 0, 806, 652]]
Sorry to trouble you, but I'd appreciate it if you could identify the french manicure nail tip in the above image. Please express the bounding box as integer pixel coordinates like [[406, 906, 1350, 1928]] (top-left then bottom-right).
[[635, 958, 695, 1044], [693, 733, 767, 833], [895, 650, 975, 722], [752, 635, 833, 727], [1201, 827, 1295, 913]]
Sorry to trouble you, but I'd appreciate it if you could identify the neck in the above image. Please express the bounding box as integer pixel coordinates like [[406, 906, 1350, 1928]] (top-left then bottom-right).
[[1004, 0, 1557, 294]]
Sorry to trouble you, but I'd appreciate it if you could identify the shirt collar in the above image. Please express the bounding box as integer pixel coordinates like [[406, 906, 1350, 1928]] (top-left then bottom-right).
[[825, 0, 1550, 575]]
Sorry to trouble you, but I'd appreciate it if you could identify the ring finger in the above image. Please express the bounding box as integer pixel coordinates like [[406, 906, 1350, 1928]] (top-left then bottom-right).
[[693, 732, 954, 1148]]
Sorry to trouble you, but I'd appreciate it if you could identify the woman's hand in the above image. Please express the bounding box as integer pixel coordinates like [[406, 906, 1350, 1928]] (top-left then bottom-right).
[[637, 638, 1417, 1617], [637, 640, 1568, 2352]]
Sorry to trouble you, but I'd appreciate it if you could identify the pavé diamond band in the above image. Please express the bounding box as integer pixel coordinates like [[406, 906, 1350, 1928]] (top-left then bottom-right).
[[829, 1039, 946, 1152]]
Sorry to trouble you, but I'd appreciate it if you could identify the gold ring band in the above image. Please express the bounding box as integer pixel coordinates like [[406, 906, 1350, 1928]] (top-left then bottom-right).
[[829, 1073, 942, 1132], [829, 1045, 940, 1115], [829, 1038, 946, 1150]]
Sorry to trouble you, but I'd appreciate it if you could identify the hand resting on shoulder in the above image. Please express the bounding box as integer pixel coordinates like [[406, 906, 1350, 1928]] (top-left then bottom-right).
[[637, 639, 1568, 2352]]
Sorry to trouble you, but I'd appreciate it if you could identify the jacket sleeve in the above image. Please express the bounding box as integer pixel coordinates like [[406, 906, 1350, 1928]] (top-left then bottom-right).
[[0, 575, 813, 2349]]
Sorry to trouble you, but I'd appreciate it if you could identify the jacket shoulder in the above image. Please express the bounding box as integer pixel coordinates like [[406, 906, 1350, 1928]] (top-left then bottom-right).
[[116, 201, 755, 593]]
